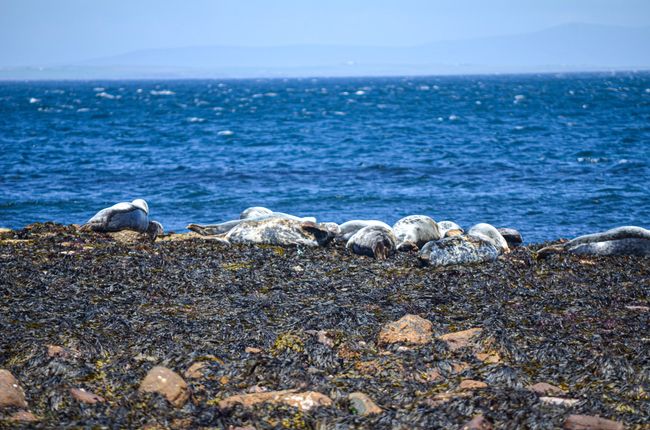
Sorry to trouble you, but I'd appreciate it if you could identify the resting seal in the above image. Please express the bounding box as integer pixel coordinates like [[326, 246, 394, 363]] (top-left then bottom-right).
[[82, 199, 163, 240], [392, 215, 441, 251], [498, 228, 523, 248], [438, 221, 464, 237], [539, 226, 650, 257], [468, 223, 509, 253], [337, 220, 392, 242], [188, 207, 317, 235], [418, 235, 499, 267], [346, 225, 397, 260]]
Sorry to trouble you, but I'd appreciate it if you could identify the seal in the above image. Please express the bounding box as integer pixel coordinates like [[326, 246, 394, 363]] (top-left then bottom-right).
[[337, 220, 392, 242], [240, 207, 317, 223], [418, 235, 499, 268], [188, 208, 317, 235], [82, 199, 164, 240], [539, 226, 650, 257], [190, 218, 334, 247], [346, 225, 397, 260], [468, 223, 509, 253], [498, 228, 523, 248], [392, 215, 441, 251], [438, 221, 464, 238]]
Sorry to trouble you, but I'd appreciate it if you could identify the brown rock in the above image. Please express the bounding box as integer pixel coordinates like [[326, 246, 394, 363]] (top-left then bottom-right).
[[0, 369, 28, 409], [540, 397, 579, 407], [184, 362, 207, 379], [462, 415, 493, 430], [218, 389, 332, 412], [244, 347, 262, 354], [563, 414, 624, 430], [316, 330, 335, 348], [475, 351, 501, 364], [139, 366, 189, 407], [527, 382, 566, 396], [459, 379, 488, 390], [349, 392, 382, 416], [438, 328, 482, 351], [70, 388, 105, 404], [451, 361, 470, 374], [378, 314, 433, 345], [8, 410, 39, 422]]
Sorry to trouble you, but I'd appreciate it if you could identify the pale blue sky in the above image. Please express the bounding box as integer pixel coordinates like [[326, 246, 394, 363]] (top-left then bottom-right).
[[1, 0, 649, 66]]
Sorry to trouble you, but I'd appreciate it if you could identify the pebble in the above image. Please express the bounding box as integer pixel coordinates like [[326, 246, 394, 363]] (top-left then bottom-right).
[[475, 351, 501, 364], [8, 410, 39, 422], [462, 414, 493, 430], [438, 328, 483, 351], [563, 414, 624, 430], [70, 388, 105, 404], [459, 379, 488, 390], [138, 366, 189, 407], [527, 382, 566, 396], [316, 330, 335, 348], [184, 362, 207, 379], [348, 392, 382, 416], [218, 389, 332, 412], [244, 347, 262, 354], [378, 314, 433, 345], [0, 369, 28, 409], [539, 396, 579, 407]]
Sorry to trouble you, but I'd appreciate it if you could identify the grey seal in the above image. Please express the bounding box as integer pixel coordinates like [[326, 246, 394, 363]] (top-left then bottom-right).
[[346, 225, 397, 260], [82, 199, 164, 240], [498, 228, 523, 248], [468, 223, 509, 253], [418, 235, 499, 268], [392, 215, 441, 251], [539, 226, 650, 257], [438, 221, 464, 237], [337, 220, 392, 242], [188, 207, 317, 235], [190, 218, 334, 247], [240, 206, 316, 223]]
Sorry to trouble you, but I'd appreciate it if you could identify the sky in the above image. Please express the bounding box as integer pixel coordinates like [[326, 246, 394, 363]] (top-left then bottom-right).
[[1, 0, 649, 67]]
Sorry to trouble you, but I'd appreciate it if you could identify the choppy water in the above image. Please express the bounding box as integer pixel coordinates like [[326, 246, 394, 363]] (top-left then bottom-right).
[[1, 73, 649, 242]]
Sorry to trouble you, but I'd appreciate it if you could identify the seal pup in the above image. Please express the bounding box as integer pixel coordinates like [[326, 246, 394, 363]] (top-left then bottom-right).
[[337, 220, 392, 242], [538, 226, 650, 257], [82, 199, 164, 240], [438, 221, 464, 238], [498, 228, 523, 248], [468, 223, 509, 253], [392, 215, 441, 251], [418, 235, 499, 268], [188, 208, 318, 235], [346, 225, 397, 260]]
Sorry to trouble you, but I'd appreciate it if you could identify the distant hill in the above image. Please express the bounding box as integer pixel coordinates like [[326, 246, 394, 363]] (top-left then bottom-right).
[[2, 23, 649, 79]]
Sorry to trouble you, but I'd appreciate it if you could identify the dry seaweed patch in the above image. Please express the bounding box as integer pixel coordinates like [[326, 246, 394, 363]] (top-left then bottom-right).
[[0, 223, 649, 428]]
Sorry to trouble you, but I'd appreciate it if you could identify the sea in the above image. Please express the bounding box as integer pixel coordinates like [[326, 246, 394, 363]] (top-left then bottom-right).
[[1, 73, 649, 243]]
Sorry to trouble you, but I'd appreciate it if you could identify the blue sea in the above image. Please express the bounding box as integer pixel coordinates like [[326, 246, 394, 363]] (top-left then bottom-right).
[[1, 73, 649, 243]]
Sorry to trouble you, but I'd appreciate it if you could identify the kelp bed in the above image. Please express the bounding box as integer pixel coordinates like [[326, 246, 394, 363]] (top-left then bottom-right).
[[0, 223, 648, 429]]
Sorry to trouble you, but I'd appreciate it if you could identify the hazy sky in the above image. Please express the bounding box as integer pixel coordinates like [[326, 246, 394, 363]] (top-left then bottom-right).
[[1, 0, 649, 66]]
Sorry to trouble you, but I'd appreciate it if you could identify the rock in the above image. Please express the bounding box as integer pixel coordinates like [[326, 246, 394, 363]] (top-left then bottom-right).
[[218, 389, 332, 412], [563, 414, 624, 430], [426, 391, 471, 406], [625, 305, 649, 312], [244, 347, 262, 354], [184, 362, 207, 379], [475, 351, 501, 364], [459, 379, 488, 390], [540, 396, 579, 407], [138, 366, 189, 407], [462, 414, 494, 430], [70, 388, 105, 404], [378, 314, 433, 345], [316, 330, 335, 348], [498, 228, 523, 247], [349, 392, 382, 416], [527, 382, 566, 396], [47, 344, 77, 359], [8, 410, 39, 422], [0, 369, 28, 409], [438, 328, 482, 351]]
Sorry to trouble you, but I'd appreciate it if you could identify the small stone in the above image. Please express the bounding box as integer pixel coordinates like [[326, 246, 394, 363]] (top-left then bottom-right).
[[349, 392, 382, 416], [625, 305, 649, 312], [563, 414, 624, 430], [378, 314, 433, 345], [426, 391, 471, 406], [218, 389, 332, 412], [184, 362, 207, 379], [245, 347, 262, 354], [292, 265, 304, 272], [0, 369, 28, 409], [139, 366, 189, 407], [527, 382, 566, 396], [452, 361, 470, 373], [70, 388, 105, 404], [316, 330, 334, 348], [459, 379, 488, 390], [540, 396, 579, 407], [475, 351, 501, 364], [462, 414, 493, 430], [438, 328, 482, 351], [8, 410, 39, 422], [47, 344, 77, 359]]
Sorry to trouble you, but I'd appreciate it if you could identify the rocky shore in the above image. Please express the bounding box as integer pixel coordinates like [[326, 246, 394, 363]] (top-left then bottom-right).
[[0, 223, 648, 429]]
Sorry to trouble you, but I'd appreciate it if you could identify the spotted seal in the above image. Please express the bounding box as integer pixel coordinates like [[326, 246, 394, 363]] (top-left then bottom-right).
[[539, 226, 650, 257], [337, 220, 392, 242], [346, 225, 397, 260], [418, 235, 499, 267], [468, 223, 509, 253], [240, 206, 316, 223], [392, 215, 441, 251], [188, 207, 317, 235], [82, 199, 164, 240], [438, 221, 464, 237]]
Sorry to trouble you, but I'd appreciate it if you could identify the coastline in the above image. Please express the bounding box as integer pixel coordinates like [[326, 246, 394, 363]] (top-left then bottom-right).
[[1, 223, 648, 428]]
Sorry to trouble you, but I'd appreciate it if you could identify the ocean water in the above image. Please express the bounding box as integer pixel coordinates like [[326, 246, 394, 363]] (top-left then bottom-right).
[[1, 73, 649, 243]]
